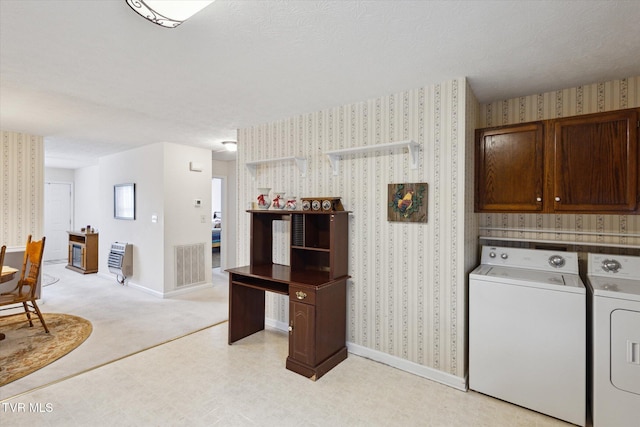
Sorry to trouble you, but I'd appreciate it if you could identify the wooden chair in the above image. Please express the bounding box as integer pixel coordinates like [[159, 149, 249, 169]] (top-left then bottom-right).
[[0, 235, 49, 333], [0, 245, 4, 341]]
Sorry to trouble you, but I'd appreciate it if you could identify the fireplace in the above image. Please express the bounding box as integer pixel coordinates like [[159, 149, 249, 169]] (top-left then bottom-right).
[[71, 243, 83, 269]]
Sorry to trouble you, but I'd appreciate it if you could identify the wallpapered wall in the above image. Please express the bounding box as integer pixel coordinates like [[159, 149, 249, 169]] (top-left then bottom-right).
[[478, 76, 640, 249], [0, 131, 44, 246], [237, 78, 477, 383]]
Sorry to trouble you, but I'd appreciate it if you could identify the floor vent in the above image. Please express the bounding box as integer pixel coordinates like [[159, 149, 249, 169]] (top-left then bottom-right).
[[175, 243, 206, 287]]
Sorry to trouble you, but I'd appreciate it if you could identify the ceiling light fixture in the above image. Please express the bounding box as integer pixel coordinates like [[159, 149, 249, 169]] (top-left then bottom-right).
[[222, 141, 237, 152], [126, 0, 214, 28]]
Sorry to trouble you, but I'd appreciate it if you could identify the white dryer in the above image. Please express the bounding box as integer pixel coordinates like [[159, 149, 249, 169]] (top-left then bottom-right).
[[586, 253, 640, 427], [469, 246, 585, 426]]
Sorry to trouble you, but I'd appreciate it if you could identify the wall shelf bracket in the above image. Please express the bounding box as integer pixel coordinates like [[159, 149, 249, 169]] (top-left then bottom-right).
[[246, 156, 307, 180], [324, 140, 419, 175]]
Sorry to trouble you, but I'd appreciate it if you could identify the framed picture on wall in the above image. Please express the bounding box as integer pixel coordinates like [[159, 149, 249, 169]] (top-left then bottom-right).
[[387, 182, 427, 223], [114, 183, 136, 220]]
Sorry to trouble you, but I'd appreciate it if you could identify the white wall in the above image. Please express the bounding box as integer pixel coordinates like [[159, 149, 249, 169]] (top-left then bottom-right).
[[99, 141, 214, 295], [99, 144, 165, 293], [212, 178, 222, 214], [227, 160, 237, 269], [74, 165, 100, 232], [39, 143, 214, 296], [42, 165, 100, 236], [163, 142, 213, 292], [212, 158, 237, 270], [44, 167, 74, 182]]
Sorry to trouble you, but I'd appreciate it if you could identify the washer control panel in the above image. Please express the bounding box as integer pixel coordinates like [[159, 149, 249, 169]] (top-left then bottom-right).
[[480, 246, 579, 274], [548, 255, 566, 268]]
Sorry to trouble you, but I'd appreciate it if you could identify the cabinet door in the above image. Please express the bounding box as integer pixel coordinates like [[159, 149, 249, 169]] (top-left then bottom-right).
[[289, 300, 315, 366], [552, 110, 638, 212], [475, 123, 544, 212], [81, 246, 86, 269]]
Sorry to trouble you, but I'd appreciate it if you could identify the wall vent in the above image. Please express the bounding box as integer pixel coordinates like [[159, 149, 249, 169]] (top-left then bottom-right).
[[175, 243, 206, 287]]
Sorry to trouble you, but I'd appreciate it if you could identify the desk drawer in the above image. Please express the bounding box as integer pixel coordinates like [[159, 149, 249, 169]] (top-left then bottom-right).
[[289, 286, 316, 305]]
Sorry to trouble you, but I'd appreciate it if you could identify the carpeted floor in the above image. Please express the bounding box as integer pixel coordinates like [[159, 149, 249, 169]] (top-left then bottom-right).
[[212, 247, 220, 268], [0, 313, 92, 386], [0, 263, 229, 400]]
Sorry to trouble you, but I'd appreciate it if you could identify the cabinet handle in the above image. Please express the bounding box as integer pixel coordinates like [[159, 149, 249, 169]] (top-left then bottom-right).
[[555, 197, 561, 202], [536, 197, 542, 202], [288, 321, 293, 334], [296, 291, 307, 300]]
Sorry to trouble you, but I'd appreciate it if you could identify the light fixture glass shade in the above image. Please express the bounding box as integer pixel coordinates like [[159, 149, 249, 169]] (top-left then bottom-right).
[[126, 0, 214, 28], [223, 141, 237, 152]]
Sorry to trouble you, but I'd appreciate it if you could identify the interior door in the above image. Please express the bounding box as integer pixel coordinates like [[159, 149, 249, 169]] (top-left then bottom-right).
[[44, 182, 72, 261]]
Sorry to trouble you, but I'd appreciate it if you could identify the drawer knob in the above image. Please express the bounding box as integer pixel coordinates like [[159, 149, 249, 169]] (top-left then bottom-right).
[[296, 291, 307, 300]]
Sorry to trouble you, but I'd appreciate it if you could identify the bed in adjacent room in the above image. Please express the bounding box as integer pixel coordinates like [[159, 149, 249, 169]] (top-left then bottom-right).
[[212, 211, 221, 249]]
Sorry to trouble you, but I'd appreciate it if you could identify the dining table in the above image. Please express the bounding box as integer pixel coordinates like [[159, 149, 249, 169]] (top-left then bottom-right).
[[0, 261, 19, 341], [1, 265, 18, 283]]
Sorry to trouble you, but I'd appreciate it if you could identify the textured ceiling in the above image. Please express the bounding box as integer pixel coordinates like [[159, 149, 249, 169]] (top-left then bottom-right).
[[1, 0, 639, 169]]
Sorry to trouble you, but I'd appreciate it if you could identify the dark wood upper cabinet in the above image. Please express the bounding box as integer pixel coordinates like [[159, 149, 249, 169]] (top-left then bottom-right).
[[475, 108, 639, 214], [551, 109, 638, 212], [475, 123, 544, 212]]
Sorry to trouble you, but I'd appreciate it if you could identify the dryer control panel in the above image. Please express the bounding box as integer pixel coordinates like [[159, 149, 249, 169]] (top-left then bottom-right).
[[588, 253, 640, 279]]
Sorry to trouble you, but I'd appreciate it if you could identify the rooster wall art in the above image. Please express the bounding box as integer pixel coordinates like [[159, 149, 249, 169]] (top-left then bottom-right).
[[388, 182, 428, 222]]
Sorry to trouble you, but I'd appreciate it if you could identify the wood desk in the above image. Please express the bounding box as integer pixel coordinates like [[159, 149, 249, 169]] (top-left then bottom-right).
[[227, 264, 348, 381], [1, 266, 18, 284]]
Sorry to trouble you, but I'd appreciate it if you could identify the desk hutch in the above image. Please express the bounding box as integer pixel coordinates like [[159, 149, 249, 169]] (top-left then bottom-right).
[[227, 209, 349, 380]]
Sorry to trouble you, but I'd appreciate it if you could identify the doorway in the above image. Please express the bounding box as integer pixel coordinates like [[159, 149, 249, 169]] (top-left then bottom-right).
[[44, 182, 73, 262], [212, 177, 223, 269]]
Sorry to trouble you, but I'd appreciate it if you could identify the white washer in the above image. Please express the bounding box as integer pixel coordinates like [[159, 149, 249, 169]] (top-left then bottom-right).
[[586, 253, 640, 427], [470, 246, 585, 426]]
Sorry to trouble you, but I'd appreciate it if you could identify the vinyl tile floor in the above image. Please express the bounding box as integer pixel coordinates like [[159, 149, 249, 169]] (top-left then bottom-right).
[[1, 267, 571, 426], [1, 262, 229, 399]]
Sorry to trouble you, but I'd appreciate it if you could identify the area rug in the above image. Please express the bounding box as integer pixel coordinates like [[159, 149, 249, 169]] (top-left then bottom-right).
[[42, 272, 59, 287], [0, 313, 92, 386]]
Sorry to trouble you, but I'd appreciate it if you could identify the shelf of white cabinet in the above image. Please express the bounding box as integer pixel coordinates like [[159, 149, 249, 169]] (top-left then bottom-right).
[[245, 156, 307, 180], [324, 140, 419, 175]]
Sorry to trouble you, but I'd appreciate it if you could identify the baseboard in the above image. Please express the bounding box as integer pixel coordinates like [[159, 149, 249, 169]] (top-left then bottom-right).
[[97, 271, 213, 298], [265, 317, 288, 332], [347, 342, 468, 391], [266, 317, 468, 391], [163, 282, 213, 298]]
